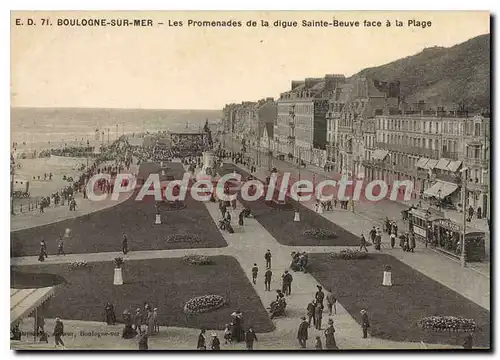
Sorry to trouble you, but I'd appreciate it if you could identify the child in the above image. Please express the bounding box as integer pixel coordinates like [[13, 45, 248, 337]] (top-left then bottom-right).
[[251, 264, 258, 285], [224, 324, 232, 344], [315, 336, 323, 350]]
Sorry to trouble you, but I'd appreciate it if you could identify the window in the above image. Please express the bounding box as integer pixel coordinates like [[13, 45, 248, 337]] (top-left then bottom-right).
[[474, 123, 481, 137]]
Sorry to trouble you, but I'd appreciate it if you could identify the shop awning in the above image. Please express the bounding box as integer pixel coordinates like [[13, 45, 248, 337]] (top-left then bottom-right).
[[372, 149, 389, 161], [11, 287, 55, 326], [438, 181, 459, 197], [416, 157, 429, 169], [447, 160, 462, 172], [435, 158, 451, 171], [423, 181, 443, 197], [422, 159, 439, 170]]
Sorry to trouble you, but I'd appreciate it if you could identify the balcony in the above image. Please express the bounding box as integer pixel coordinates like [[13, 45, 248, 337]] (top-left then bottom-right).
[[375, 142, 439, 158], [466, 181, 488, 192], [440, 151, 460, 161]]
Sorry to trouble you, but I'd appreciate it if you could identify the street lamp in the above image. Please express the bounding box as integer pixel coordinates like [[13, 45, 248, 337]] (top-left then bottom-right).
[[460, 167, 468, 268]]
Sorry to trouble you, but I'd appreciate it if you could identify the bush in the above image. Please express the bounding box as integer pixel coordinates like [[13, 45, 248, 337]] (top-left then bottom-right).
[[183, 255, 213, 266], [167, 234, 201, 243], [303, 228, 337, 239], [114, 257, 124, 268], [418, 316, 477, 332], [183, 295, 228, 314], [70, 261, 89, 269], [330, 249, 369, 260]]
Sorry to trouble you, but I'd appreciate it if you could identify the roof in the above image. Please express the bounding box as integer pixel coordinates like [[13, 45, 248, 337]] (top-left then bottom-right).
[[11, 287, 56, 326]]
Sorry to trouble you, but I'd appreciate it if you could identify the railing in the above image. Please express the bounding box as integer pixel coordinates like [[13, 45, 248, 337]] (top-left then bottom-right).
[[466, 181, 488, 192], [440, 151, 460, 161], [464, 157, 488, 167]]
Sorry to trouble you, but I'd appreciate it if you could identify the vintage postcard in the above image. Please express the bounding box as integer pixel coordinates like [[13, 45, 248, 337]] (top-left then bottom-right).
[[10, 10, 490, 351]]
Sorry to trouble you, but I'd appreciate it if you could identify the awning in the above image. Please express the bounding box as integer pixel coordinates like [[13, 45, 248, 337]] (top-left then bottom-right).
[[435, 158, 451, 170], [416, 157, 429, 169], [423, 181, 443, 197], [439, 181, 459, 197], [11, 287, 55, 326], [372, 149, 389, 161], [447, 160, 462, 172], [423, 159, 438, 170]]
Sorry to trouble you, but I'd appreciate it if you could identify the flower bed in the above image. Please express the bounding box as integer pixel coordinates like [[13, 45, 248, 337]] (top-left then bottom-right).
[[70, 261, 89, 269], [114, 257, 124, 268], [303, 228, 337, 239], [167, 234, 201, 243], [418, 316, 477, 332], [183, 295, 228, 314], [329, 249, 369, 260], [183, 255, 213, 266]]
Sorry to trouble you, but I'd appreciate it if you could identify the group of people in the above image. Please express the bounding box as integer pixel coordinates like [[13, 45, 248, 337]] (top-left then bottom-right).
[[37, 236, 66, 261], [289, 251, 309, 272], [121, 302, 159, 350]]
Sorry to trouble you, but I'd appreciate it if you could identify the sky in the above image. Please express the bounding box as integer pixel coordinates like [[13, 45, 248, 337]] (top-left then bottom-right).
[[11, 11, 490, 109]]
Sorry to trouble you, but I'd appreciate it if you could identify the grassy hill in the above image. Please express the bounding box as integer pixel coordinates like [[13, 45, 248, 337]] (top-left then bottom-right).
[[354, 33, 490, 111]]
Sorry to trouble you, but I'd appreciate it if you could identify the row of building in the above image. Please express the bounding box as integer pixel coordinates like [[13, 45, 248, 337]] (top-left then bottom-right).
[[221, 74, 490, 218]]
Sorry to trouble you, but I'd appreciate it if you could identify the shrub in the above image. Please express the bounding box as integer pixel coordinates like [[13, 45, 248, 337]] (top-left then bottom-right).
[[167, 234, 201, 243], [183, 295, 228, 314], [114, 257, 124, 268], [303, 228, 337, 239], [183, 255, 213, 266], [418, 316, 477, 332], [329, 249, 369, 260], [70, 261, 89, 269]]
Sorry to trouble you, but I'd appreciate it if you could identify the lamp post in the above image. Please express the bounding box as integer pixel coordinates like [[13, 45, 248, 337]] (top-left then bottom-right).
[[460, 167, 468, 268]]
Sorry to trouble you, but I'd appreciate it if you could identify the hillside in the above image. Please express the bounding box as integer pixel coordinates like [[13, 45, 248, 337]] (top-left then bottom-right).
[[354, 33, 490, 111]]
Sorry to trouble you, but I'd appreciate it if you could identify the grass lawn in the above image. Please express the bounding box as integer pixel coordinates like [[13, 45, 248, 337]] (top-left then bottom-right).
[[11, 255, 274, 333], [11, 162, 227, 257], [220, 164, 359, 247], [307, 253, 490, 347]]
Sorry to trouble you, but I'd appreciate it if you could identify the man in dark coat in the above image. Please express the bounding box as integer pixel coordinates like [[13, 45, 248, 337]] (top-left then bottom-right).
[[265, 249, 272, 269], [369, 226, 376, 243], [360, 234, 368, 252], [361, 309, 370, 339], [197, 329, 206, 350], [297, 316, 309, 348], [315, 286, 325, 310], [122, 234, 128, 255], [314, 302, 323, 330], [251, 263, 258, 285], [138, 330, 148, 350], [245, 326, 258, 350], [282, 270, 293, 296], [324, 318, 338, 350], [53, 318, 65, 348], [307, 299, 316, 327], [409, 233, 416, 252], [264, 269, 272, 291]]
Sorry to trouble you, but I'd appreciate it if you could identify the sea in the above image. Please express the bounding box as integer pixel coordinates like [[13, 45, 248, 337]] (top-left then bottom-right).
[[10, 107, 222, 152]]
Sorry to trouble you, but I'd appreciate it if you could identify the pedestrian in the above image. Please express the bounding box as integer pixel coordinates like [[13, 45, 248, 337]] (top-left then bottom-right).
[[361, 309, 370, 339], [324, 318, 338, 349], [153, 308, 159, 333], [307, 299, 316, 327], [297, 316, 309, 349], [104, 302, 116, 325], [369, 226, 376, 244], [314, 302, 323, 330], [138, 329, 148, 350], [251, 263, 258, 285], [264, 269, 272, 291], [211, 333, 221, 350], [359, 234, 368, 252], [314, 336, 323, 350], [265, 249, 272, 269], [122, 234, 128, 255], [326, 291, 337, 315], [245, 326, 258, 350], [409, 233, 416, 253], [315, 285, 325, 309], [134, 308, 142, 332], [197, 329, 206, 350], [282, 270, 293, 296], [224, 324, 232, 344], [41, 239, 48, 258], [390, 233, 396, 249], [53, 317, 65, 349], [57, 236, 65, 256]]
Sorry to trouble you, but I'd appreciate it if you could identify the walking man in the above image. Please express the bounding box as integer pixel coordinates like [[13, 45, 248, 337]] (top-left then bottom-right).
[[264, 249, 272, 269], [359, 234, 368, 252], [307, 299, 316, 327], [57, 236, 65, 256], [245, 326, 258, 350], [282, 270, 293, 296], [53, 318, 65, 349], [361, 309, 370, 339], [297, 316, 309, 349], [264, 269, 272, 291], [122, 234, 129, 255], [315, 285, 325, 310], [41, 239, 48, 258], [315, 302, 323, 330], [390, 232, 396, 249], [326, 290, 337, 315], [251, 263, 258, 285]]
